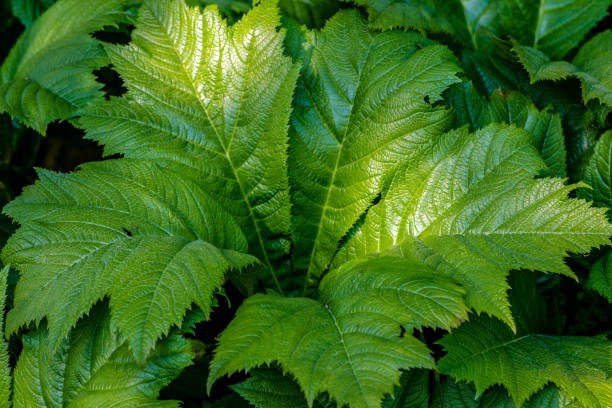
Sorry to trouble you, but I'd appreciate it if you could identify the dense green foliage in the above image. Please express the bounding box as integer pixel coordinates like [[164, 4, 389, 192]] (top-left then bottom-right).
[[0, 0, 611, 406]]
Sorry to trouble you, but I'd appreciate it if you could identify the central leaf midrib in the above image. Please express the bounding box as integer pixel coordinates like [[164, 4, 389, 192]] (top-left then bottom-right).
[[324, 305, 368, 406], [150, 7, 283, 291], [304, 38, 373, 284]]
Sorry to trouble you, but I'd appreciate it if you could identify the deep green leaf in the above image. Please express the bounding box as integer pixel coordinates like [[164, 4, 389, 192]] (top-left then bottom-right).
[[581, 130, 612, 214], [10, 0, 55, 27], [12, 303, 192, 407], [480, 385, 585, 408], [438, 315, 612, 408], [232, 367, 310, 408], [448, 82, 567, 176], [382, 369, 429, 408], [0, 266, 10, 408], [514, 31, 612, 107], [0, 0, 133, 134], [588, 252, 612, 302], [430, 377, 477, 408]]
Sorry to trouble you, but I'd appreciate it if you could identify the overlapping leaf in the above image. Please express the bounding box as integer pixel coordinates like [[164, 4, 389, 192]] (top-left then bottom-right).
[[0, 0, 134, 133], [287, 10, 462, 283], [350, 0, 611, 59], [438, 315, 612, 408], [514, 31, 612, 108], [80, 0, 298, 290], [2, 160, 256, 362], [209, 255, 469, 408], [12, 303, 192, 408], [448, 81, 566, 176], [334, 123, 611, 326]]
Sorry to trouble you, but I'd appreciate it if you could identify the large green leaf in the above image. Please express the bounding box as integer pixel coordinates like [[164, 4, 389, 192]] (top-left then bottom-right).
[[514, 31, 612, 108], [2, 160, 256, 362], [80, 0, 298, 291], [208, 255, 469, 408], [0, 0, 134, 134], [334, 123, 611, 326], [288, 10, 461, 284], [12, 303, 192, 407], [448, 81, 566, 176], [438, 315, 612, 408]]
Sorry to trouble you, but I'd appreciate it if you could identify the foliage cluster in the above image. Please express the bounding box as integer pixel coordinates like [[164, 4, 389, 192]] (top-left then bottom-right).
[[0, 0, 611, 407]]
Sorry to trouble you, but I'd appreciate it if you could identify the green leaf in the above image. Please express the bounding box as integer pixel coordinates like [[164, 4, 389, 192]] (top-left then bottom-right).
[[382, 369, 429, 408], [501, 0, 612, 59], [80, 0, 299, 291], [588, 252, 612, 302], [438, 315, 612, 408], [0, 0, 134, 134], [288, 10, 461, 283], [280, 0, 340, 28], [231, 367, 310, 408], [480, 385, 585, 408], [581, 130, 612, 214], [10, 0, 55, 27], [350, 0, 500, 47], [352, 0, 611, 59], [513, 31, 612, 107], [2, 160, 257, 362], [12, 303, 192, 408], [448, 81, 567, 176], [0, 266, 10, 408], [430, 377, 477, 408], [208, 256, 469, 408], [335, 123, 611, 327]]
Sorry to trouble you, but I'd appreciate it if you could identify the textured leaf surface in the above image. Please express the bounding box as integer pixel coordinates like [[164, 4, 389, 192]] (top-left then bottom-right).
[[12, 303, 192, 408], [430, 378, 477, 408], [335, 123, 611, 326], [382, 369, 429, 408], [232, 367, 310, 408], [502, 0, 612, 59], [0, 266, 10, 408], [2, 160, 256, 362], [438, 315, 612, 408], [588, 252, 612, 302], [352, 0, 611, 59], [480, 385, 584, 408], [350, 0, 499, 47], [288, 10, 461, 282], [514, 31, 612, 107], [80, 0, 298, 289], [209, 256, 469, 408], [449, 82, 566, 176], [0, 0, 132, 133], [582, 130, 612, 213]]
